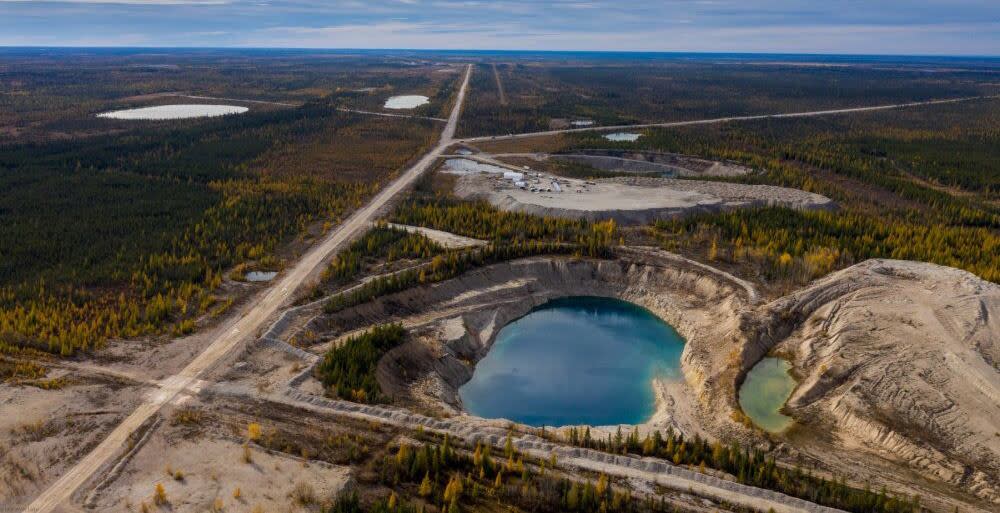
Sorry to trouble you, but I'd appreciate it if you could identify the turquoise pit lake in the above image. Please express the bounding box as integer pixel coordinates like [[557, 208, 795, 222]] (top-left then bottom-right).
[[458, 296, 686, 427]]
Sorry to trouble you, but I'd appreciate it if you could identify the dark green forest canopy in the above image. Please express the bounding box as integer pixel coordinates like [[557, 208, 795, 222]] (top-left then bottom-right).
[[0, 102, 338, 288], [0, 51, 450, 141], [0, 54, 447, 354], [458, 61, 1000, 137], [316, 324, 408, 404]]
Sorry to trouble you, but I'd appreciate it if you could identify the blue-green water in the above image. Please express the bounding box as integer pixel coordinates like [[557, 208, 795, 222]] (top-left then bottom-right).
[[738, 357, 797, 433], [459, 296, 685, 427]]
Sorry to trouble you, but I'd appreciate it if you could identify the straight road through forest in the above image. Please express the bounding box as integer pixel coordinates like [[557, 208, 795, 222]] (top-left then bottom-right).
[[21, 63, 473, 513], [492, 63, 507, 105], [459, 95, 997, 143]]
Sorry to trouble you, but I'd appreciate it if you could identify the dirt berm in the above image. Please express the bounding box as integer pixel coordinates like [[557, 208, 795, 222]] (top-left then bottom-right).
[[552, 149, 753, 177]]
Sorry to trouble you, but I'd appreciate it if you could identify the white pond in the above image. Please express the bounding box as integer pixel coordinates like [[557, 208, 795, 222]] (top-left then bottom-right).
[[245, 271, 278, 282], [442, 158, 524, 184], [604, 132, 642, 142], [441, 158, 510, 176], [97, 104, 248, 120], [384, 95, 430, 110]]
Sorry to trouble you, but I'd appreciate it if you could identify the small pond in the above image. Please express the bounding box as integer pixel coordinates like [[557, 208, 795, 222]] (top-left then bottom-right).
[[97, 104, 248, 120], [384, 95, 429, 109], [604, 132, 642, 142], [459, 296, 685, 427], [738, 357, 797, 432], [245, 271, 278, 282], [440, 158, 508, 175]]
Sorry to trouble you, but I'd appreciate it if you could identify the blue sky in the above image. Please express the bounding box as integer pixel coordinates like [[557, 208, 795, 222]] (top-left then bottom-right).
[[1, 1, 998, 55]]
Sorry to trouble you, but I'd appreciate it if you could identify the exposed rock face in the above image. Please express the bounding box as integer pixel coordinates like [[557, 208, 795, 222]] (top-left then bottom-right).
[[756, 260, 1000, 503]]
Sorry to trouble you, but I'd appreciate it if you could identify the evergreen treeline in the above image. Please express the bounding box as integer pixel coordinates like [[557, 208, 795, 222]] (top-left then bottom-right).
[[323, 238, 614, 314], [391, 198, 609, 243], [322, 424, 920, 513], [325, 493, 421, 513], [321, 200, 618, 313], [355, 436, 691, 513], [564, 426, 919, 513], [651, 206, 1000, 283], [1, 50, 446, 142], [315, 324, 407, 403], [0, 99, 434, 356], [458, 61, 997, 137], [324, 225, 444, 285]]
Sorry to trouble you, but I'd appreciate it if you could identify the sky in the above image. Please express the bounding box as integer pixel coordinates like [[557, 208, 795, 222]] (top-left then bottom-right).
[[0, 0, 998, 56]]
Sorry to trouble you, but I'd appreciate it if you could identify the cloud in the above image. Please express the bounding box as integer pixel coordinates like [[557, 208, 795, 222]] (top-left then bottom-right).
[[0, 0, 230, 3], [0, 0, 998, 55]]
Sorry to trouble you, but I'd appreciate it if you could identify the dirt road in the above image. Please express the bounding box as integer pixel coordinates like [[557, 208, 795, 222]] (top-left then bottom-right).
[[175, 94, 299, 107], [273, 389, 843, 513], [459, 95, 996, 143], [492, 63, 507, 105], [337, 107, 447, 122], [21, 63, 473, 513]]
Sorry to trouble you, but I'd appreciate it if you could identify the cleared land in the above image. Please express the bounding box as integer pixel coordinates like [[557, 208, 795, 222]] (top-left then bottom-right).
[[384, 222, 487, 249], [766, 260, 1000, 503], [89, 435, 351, 512], [451, 166, 832, 223]]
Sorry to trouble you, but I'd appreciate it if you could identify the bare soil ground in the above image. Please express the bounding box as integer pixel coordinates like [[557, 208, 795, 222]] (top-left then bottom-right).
[[384, 222, 487, 249], [0, 376, 144, 509], [451, 167, 833, 224], [90, 429, 350, 513]]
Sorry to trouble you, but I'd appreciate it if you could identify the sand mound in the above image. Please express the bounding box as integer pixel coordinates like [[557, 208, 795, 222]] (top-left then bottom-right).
[[758, 260, 1000, 503]]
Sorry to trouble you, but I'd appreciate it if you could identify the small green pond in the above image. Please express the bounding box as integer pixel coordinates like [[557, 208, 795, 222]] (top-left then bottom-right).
[[738, 357, 797, 432]]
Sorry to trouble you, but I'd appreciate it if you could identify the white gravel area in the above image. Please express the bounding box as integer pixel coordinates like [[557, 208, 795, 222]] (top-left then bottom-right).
[[452, 168, 833, 223]]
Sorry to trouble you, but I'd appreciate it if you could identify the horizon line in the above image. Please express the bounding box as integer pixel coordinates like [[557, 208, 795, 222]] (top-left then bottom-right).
[[1, 46, 999, 60]]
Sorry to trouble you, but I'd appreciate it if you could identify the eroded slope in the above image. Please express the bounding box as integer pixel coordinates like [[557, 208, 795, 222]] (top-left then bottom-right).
[[756, 260, 1000, 502]]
